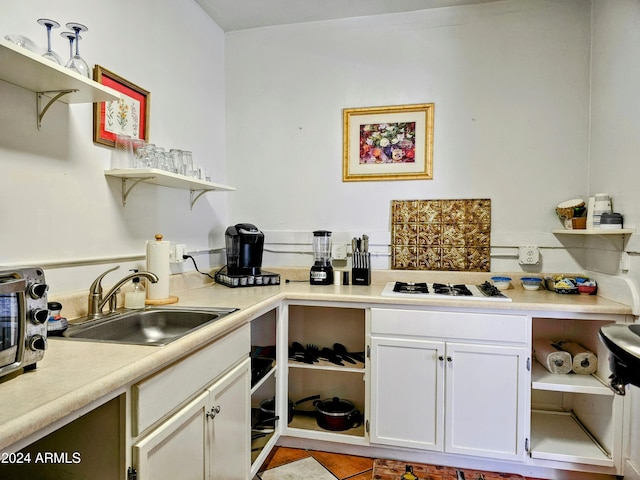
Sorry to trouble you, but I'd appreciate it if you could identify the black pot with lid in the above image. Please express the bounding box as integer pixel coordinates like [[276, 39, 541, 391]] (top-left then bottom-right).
[[314, 396, 361, 431]]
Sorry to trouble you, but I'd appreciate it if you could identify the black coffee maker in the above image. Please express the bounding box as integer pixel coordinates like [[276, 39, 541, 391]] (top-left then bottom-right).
[[225, 223, 264, 276], [217, 224, 280, 288]]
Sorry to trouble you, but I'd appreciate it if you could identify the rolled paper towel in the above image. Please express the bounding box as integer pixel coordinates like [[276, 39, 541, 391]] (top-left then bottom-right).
[[534, 340, 572, 374], [146, 234, 170, 300], [554, 341, 598, 375]]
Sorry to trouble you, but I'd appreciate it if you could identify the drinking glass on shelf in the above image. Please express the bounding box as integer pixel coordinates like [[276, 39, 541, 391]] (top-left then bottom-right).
[[111, 134, 134, 169], [64, 22, 89, 77], [60, 31, 77, 64], [141, 144, 157, 168], [169, 149, 183, 175], [37, 18, 62, 64], [182, 151, 193, 177]]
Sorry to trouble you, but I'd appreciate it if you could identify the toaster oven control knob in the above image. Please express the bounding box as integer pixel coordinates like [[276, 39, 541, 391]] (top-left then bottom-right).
[[28, 335, 47, 352], [31, 308, 49, 324], [28, 282, 49, 299]]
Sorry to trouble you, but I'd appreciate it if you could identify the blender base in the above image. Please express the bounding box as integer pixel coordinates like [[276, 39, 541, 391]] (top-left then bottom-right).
[[310, 266, 334, 285]]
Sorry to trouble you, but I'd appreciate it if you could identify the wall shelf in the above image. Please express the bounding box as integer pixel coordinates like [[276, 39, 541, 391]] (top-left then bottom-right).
[[105, 168, 236, 208], [0, 37, 120, 128], [552, 228, 634, 235]]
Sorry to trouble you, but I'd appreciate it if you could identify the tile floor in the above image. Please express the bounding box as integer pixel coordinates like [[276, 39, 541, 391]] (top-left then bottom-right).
[[254, 447, 547, 480], [255, 447, 373, 480]]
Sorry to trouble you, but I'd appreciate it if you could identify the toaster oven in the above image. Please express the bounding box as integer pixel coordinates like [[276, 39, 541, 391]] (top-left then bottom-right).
[[0, 267, 49, 379]]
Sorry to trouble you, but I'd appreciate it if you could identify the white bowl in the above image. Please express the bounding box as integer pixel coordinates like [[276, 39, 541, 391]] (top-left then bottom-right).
[[491, 276, 512, 291], [521, 277, 542, 291]]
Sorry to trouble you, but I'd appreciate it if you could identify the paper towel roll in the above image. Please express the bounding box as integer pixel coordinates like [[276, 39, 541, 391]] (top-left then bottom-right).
[[555, 341, 598, 375], [534, 340, 572, 374], [146, 234, 170, 300]]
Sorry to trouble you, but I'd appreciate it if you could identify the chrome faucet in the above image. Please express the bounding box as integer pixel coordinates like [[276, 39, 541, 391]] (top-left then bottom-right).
[[87, 266, 159, 318]]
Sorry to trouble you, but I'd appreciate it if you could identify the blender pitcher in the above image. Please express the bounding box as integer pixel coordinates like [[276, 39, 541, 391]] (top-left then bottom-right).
[[310, 230, 334, 285]]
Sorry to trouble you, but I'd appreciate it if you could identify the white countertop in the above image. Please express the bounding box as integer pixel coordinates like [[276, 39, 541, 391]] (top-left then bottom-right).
[[0, 275, 632, 452]]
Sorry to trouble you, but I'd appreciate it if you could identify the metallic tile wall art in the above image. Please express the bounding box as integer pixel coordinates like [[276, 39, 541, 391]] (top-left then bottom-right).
[[391, 199, 491, 271]]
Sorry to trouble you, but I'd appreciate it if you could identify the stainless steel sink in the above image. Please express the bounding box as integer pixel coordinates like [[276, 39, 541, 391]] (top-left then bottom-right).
[[61, 307, 238, 346]]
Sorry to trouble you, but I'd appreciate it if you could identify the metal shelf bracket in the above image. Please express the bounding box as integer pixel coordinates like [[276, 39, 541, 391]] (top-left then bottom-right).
[[36, 89, 78, 129], [190, 189, 214, 210], [121, 176, 154, 207]]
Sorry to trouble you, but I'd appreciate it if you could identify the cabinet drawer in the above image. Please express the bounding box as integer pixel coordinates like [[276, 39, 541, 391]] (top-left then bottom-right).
[[132, 324, 250, 436], [371, 308, 528, 343]]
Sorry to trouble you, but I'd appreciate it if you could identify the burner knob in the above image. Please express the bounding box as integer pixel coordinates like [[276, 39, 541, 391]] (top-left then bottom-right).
[[30, 308, 49, 324], [28, 335, 47, 352], [28, 282, 49, 299]]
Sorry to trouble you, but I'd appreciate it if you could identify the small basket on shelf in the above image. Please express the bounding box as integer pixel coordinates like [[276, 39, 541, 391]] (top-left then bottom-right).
[[555, 198, 586, 229]]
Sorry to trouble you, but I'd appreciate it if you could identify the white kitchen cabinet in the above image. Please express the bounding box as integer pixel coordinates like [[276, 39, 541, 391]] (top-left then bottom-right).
[[445, 342, 528, 460], [369, 336, 444, 450], [370, 307, 530, 462], [133, 391, 209, 480], [130, 325, 251, 479], [133, 357, 250, 480]]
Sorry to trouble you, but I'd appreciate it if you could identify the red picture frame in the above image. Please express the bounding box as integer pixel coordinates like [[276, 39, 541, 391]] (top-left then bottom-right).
[[93, 65, 150, 148]]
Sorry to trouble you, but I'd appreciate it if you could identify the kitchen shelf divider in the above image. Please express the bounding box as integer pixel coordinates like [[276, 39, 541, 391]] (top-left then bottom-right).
[[0, 37, 120, 128], [251, 366, 276, 395], [288, 359, 365, 373], [104, 168, 236, 208], [530, 410, 613, 467], [531, 361, 612, 396]]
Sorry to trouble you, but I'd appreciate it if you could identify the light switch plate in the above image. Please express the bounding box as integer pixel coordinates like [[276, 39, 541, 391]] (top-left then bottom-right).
[[518, 246, 539, 265]]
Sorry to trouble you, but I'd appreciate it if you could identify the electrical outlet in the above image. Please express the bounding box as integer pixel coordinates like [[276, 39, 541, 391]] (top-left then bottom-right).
[[518, 246, 539, 265], [175, 244, 187, 262], [620, 252, 630, 272], [332, 243, 347, 260]]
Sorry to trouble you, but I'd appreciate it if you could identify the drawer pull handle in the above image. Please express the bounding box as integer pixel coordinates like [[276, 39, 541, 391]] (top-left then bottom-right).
[[206, 406, 221, 419], [447, 356, 453, 362]]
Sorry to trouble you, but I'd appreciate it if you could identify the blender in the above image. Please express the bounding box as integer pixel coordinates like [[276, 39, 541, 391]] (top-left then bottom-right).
[[310, 230, 334, 285]]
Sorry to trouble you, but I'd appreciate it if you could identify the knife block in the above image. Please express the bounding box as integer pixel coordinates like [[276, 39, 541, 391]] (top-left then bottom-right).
[[352, 268, 371, 285], [352, 251, 371, 285]]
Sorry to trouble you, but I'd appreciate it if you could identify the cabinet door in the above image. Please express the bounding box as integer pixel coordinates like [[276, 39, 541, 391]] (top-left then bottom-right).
[[133, 391, 209, 480], [370, 336, 445, 450], [445, 343, 529, 461], [208, 358, 251, 480]]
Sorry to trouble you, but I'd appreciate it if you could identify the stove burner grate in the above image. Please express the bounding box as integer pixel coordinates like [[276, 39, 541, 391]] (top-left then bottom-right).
[[432, 283, 473, 296], [476, 281, 507, 298], [393, 282, 429, 294]]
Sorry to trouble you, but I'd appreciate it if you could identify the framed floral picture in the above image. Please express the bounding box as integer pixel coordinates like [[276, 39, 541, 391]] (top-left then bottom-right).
[[343, 103, 434, 182], [93, 65, 150, 148]]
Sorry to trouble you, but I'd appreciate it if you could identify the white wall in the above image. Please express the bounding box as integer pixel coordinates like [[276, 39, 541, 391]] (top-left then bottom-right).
[[0, 0, 229, 294], [225, 0, 592, 272], [590, 1, 640, 477]]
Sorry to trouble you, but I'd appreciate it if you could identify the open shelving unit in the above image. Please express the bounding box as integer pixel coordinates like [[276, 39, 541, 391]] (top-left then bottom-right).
[[104, 168, 235, 208], [250, 309, 279, 478], [0, 37, 120, 128], [530, 317, 623, 470], [284, 304, 367, 445]]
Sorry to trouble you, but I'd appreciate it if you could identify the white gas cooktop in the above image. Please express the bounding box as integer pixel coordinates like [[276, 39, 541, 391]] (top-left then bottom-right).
[[380, 281, 512, 302]]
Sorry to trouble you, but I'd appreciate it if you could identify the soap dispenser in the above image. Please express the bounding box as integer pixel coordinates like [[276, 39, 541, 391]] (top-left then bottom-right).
[[124, 269, 146, 309]]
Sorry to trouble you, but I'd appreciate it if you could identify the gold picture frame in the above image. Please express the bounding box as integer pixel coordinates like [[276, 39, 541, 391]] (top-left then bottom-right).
[[343, 103, 434, 182]]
